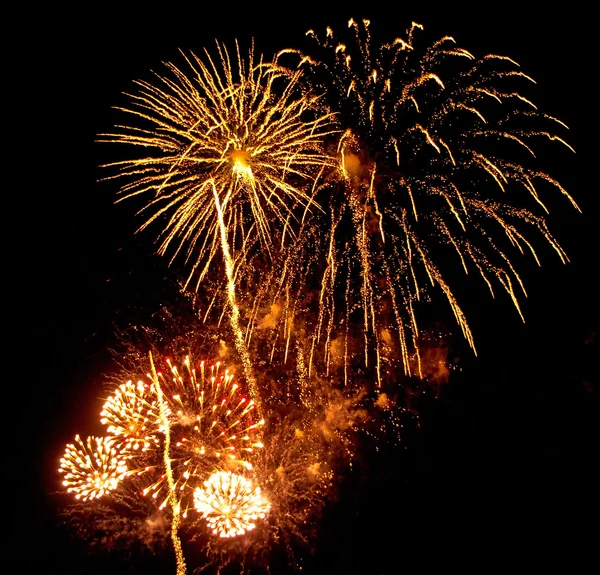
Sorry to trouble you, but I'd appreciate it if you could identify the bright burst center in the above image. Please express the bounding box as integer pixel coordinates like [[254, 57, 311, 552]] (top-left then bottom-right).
[[193, 471, 270, 538], [230, 149, 254, 180]]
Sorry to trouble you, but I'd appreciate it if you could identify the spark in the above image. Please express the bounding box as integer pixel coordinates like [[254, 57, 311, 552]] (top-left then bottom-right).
[[149, 352, 187, 575], [212, 183, 261, 411]]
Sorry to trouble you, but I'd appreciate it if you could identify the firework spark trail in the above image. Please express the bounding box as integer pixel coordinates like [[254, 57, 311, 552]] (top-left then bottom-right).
[[213, 183, 261, 413], [149, 352, 187, 575], [263, 18, 579, 387]]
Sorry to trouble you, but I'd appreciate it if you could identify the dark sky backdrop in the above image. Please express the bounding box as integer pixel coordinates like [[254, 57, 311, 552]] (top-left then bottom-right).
[[12, 4, 596, 574]]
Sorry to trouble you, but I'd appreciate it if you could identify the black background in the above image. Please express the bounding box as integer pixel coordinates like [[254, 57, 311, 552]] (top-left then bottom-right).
[[11, 3, 596, 573]]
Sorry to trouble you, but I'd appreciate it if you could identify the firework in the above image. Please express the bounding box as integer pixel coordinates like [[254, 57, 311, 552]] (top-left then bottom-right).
[[100, 380, 161, 451], [58, 435, 129, 501], [62, 353, 265, 511], [60, 353, 266, 575], [141, 356, 265, 513], [100, 42, 335, 290], [58, 338, 353, 573], [194, 471, 271, 538], [264, 18, 578, 387], [100, 42, 336, 408]]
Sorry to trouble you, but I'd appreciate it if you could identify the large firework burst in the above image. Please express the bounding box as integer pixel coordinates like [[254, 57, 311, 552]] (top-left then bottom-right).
[[259, 18, 579, 387], [100, 41, 335, 291]]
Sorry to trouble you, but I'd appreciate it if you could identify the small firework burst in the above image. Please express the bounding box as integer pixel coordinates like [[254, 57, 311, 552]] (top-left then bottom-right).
[[193, 471, 271, 538], [58, 435, 129, 501], [101, 380, 161, 451]]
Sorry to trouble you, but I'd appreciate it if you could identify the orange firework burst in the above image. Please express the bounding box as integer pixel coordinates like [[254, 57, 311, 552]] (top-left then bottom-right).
[[59, 353, 268, 575], [60, 356, 265, 511], [141, 357, 265, 513]]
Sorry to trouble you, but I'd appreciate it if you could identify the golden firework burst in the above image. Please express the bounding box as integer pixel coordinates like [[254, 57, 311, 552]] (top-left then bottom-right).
[[58, 435, 129, 501], [193, 471, 270, 538], [100, 41, 336, 290], [100, 380, 161, 451], [262, 18, 578, 387]]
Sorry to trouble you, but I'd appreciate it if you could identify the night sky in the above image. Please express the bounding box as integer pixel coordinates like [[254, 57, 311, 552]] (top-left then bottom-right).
[[13, 4, 596, 574]]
